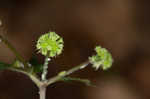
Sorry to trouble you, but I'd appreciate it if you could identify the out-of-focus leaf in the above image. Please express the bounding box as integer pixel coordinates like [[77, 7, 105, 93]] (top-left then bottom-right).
[[61, 77, 94, 86], [29, 56, 43, 73], [0, 62, 11, 70]]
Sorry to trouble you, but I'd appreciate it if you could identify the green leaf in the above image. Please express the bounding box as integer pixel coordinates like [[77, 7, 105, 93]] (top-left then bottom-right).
[[0, 62, 11, 70], [89, 46, 113, 70], [61, 77, 93, 86], [29, 56, 43, 73], [36, 32, 64, 57]]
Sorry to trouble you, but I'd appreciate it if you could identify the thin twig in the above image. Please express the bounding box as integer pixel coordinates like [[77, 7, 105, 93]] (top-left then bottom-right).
[[0, 35, 29, 69], [46, 60, 90, 86], [8, 67, 42, 87]]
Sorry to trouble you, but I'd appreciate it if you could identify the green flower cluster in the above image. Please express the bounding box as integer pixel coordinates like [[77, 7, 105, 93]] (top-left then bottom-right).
[[36, 32, 64, 57], [89, 46, 113, 70]]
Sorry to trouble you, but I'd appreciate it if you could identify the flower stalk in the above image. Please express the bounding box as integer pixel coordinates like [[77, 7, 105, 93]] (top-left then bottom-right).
[[41, 53, 50, 81]]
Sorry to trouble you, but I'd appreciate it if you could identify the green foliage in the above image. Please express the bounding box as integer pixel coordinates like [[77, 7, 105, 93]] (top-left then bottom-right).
[[89, 46, 113, 70], [61, 77, 92, 86], [0, 62, 10, 70], [29, 57, 43, 73], [36, 32, 64, 57]]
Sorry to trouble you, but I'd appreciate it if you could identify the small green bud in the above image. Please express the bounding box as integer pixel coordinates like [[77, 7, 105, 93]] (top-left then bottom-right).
[[36, 32, 64, 57], [12, 60, 24, 68], [58, 71, 66, 76], [89, 46, 113, 70]]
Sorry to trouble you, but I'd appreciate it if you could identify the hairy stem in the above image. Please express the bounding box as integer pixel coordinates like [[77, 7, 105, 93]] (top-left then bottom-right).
[[65, 60, 90, 76], [42, 55, 50, 81], [46, 60, 90, 86]]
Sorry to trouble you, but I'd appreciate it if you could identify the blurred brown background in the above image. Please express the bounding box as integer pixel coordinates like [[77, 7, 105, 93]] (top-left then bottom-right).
[[0, 0, 150, 99]]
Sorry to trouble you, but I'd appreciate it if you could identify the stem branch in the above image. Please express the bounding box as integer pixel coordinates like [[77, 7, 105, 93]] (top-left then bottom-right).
[[8, 67, 42, 87], [46, 60, 90, 86], [0, 35, 29, 69]]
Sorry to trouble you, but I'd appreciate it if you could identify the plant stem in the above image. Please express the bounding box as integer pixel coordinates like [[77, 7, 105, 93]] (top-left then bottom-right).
[[42, 55, 50, 81], [46, 60, 90, 86], [0, 35, 29, 69], [8, 67, 42, 87], [65, 60, 90, 76], [39, 86, 47, 99], [0, 35, 42, 87]]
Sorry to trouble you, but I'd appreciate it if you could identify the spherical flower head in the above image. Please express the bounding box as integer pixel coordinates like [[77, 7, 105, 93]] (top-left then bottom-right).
[[89, 46, 113, 70], [36, 32, 64, 57]]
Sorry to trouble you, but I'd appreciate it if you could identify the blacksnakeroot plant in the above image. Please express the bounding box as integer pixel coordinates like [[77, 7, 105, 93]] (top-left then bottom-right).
[[0, 21, 113, 99]]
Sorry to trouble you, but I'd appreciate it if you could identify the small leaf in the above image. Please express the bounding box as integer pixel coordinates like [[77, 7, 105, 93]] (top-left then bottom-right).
[[61, 77, 93, 86]]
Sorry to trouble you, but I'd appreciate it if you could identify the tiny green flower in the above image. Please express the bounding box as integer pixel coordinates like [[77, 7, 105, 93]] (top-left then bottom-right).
[[89, 46, 113, 70], [36, 32, 64, 57]]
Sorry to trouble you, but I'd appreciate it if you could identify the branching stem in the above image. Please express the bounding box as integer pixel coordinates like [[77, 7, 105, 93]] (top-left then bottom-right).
[[0, 35, 91, 99], [8, 67, 42, 87], [0, 29, 113, 99], [46, 60, 90, 86]]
